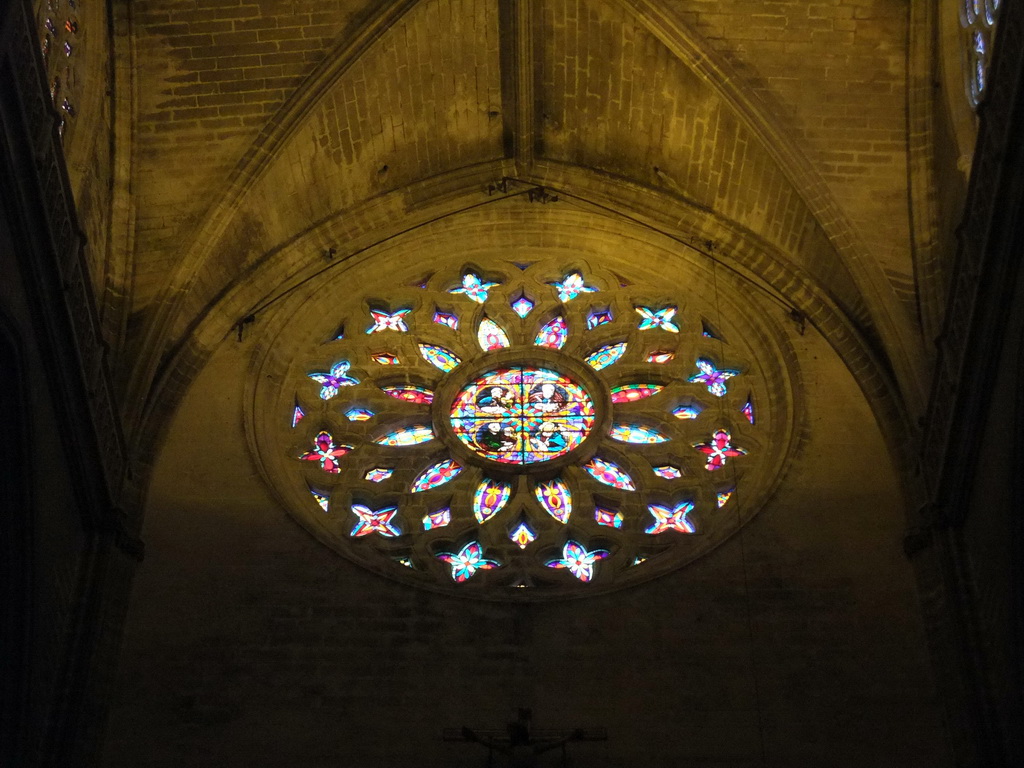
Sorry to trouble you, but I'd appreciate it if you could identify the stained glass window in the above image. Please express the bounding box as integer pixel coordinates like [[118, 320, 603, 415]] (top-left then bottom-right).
[[419, 344, 461, 371], [646, 501, 695, 534], [281, 261, 771, 593], [689, 357, 739, 397], [350, 504, 401, 537], [635, 306, 679, 332], [594, 507, 623, 528], [741, 395, 755, 425], [534, 316, 568, 349], [672, 404, 702, 420], [374, 425, 434, 446], [585, 342, 626, 370], [437, 541, 501, 581], [423, 507, 451, 529], [309, 487, 330, 512], [510, 521, 537, 549], [367, 309, 411, 333], [693, 430, 747, 471], [477, 317, 511, 351], [586, 308, 613, 329], [473, 478, 512, 523], [534, 478, 572, 523], [511, 295, 535, 318], [450, 367, 595, 465], [647, 351, 674, 364], [545, 541, 609, 582], [308, 361, 359, 399], [610, 383, 663, 403], [382, 385, 434, 404], [962, 0, 1002, 107], [652, 465, 682, 479], [583, 457, 636, 490], [411, 458, 462, 492], [550, 272, 598, 302], [450, 273, 499, 303], [298, 432, 353, 473], [433, 310, 459, 330], [608, 424, 669, 444]]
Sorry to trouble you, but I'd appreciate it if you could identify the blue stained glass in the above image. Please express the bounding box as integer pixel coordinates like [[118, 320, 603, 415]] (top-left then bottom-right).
[[511, 295, 534, 318], [535, 316, 568, 349], [419, 343, 461, 372], [585, 342, 627, 370]]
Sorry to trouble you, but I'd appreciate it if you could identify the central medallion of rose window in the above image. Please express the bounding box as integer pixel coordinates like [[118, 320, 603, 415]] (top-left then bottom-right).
[[450, 367, 596, 464]]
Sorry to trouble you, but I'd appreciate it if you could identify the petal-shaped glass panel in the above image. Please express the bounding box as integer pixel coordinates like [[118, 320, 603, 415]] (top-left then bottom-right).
[[609, 383, 664, 403], [533, 477, 572, 523], [374, 425, 434, 446], [411, 458, 463, 492], [477, 317, 511, 351], [419, 344, 461, 372], [608, 424, 669, 444], [381, 385, 434, 404], [534, 316, 568, 350], [585, 342, 626, 370], [583, 457, 636, 490], [473, 478, 512, 523]]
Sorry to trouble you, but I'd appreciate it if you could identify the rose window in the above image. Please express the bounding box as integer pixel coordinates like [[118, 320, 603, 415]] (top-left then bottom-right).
[[253, 257, 792, 598]]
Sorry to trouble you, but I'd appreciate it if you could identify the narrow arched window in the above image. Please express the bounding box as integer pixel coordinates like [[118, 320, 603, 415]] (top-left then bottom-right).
[[962, 0, 1002, 108], [35, 0, 82, 141]]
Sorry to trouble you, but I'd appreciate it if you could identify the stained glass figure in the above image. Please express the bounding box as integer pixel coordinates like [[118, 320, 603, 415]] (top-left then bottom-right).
[[367, 309, 411, 334], [717, 489, 734, 508], [550, 272, 598, 302], [419, 343, 461, 372], [585, 342, 627, 370], [298, 432, 353, 474], [586, 308, 613, 329], [534, 316, 568, 350], [741, 395, 755, 425], [583, 457, 636, 490], [291, 404, 304, 428], [609, 383, 664, 403], [309, 487, 329, 512], [545, 540, 609, 582], [647, 351, 674, 364], [433, 310, 459, 330], [511, 295, 534, 318], [423, 507, 451, 530], [635, 306, 679, 332], [694, 429, 747, 471], [450, 272, 499, 303], [473, 478, 512, 523], [350, 504, 401, 537], [382, 385, 434, 404], [509, 521, 537, 549], [374, 425, 434, 446], [345, 407, 374, 421], [652, 465, 682, 479], [534, 478, 572, 523], [437, 541, 501, 582], [609, 424, 669, 444], [594, 507, 623, 528], [449, 367, 595, 465], [308, 361, 359, 399], [645, 501, 696, 534], [371, 353, 400, 366], [364, 467, 394, 483], [411, 458, 463, 492], [672, 405, 702, 420], [477, 317, 511, 351], [689, 357, 739, 397]]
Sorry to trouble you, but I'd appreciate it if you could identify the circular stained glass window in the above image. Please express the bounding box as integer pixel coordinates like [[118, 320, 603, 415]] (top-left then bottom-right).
[[450, 367, 596, 464], [252, 253, 795, 599]]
